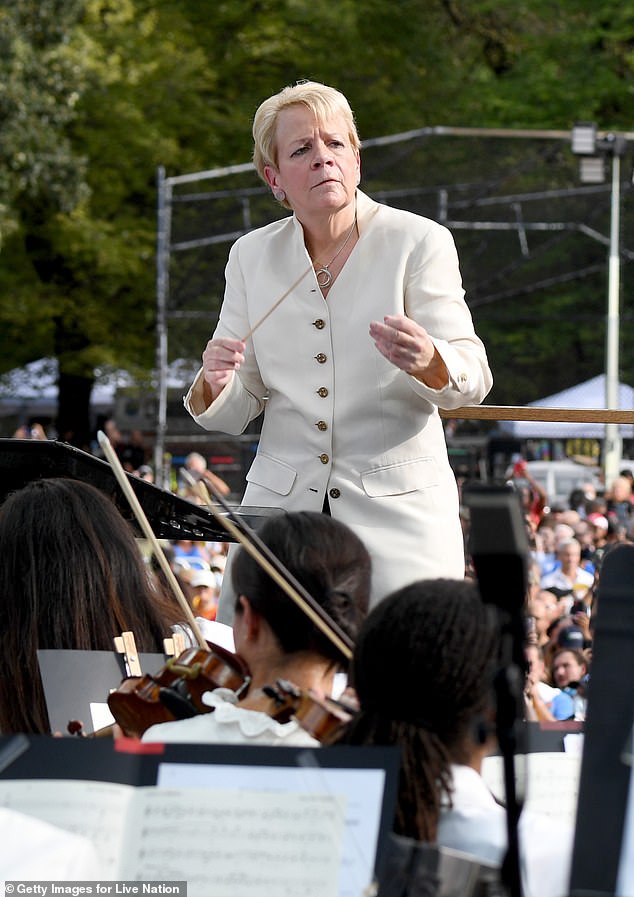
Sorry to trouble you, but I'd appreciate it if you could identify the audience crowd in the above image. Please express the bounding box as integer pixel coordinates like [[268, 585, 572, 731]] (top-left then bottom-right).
[[6, 418, 634, 891], [511, 458, 634, 724]]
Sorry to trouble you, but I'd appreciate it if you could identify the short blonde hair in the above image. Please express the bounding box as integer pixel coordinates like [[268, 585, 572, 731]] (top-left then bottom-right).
[[252, 81, 361, 187]]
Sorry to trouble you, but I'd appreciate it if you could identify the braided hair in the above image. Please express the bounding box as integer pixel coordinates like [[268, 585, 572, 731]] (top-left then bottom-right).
[[338, 578, 500, 841]]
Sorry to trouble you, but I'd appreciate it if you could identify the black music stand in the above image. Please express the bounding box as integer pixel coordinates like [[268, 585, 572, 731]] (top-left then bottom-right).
[[0, 437, 282, 541], [0, 737, 400, 893], [569, 543, 634, 897], [37, 649, 166, 735], [464, 484, 530, 897]]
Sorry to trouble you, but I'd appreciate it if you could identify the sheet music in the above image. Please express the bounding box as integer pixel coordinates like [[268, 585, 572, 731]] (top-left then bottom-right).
[[0, 771, 376, 896], [121, 787, 344, 896], [482, 752, 581, 826], [0, 778, 131, 875], [157, 761, 385, 897]]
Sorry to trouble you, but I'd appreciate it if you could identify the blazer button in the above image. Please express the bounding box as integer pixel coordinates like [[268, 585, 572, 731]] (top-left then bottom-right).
[[329, 488, 341, 499], [316, 420, 328, 431], [315, 353, 327, 364], [312, 319, 326, 329], [319, 453, 329, 464], [317, 387, 329, 398]]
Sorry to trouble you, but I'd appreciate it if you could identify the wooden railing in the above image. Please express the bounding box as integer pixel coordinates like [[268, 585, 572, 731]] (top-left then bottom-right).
[[440, 406, 634, 425]]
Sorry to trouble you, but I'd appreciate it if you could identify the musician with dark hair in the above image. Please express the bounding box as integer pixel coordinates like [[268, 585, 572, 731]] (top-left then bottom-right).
[[143, 510, 371, 746], [0, 478, 182, 734], [335, 578, 573, 897]]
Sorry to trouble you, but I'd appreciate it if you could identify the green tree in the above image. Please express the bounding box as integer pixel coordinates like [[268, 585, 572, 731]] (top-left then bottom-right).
[[0, 0, 224, 445], [1, 0, 634, 443]]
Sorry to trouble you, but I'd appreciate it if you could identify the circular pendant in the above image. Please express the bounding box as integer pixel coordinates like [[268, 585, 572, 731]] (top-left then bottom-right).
[[315, 266, 332, 288]]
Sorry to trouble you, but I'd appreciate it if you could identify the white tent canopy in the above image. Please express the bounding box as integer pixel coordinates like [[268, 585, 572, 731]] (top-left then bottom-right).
[[0, 357, 195, 420], [497, 374, 634, 439]]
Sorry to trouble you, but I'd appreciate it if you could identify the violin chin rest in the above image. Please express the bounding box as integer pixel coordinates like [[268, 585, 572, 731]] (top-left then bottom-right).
[[158, 685, 200, 720]]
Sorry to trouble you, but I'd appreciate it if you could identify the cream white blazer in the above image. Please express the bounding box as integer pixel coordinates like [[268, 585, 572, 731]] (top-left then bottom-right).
[[185, 190, 492, 608]]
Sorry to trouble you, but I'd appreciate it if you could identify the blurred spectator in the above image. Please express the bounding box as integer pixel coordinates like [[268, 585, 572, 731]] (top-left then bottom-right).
[[552, 522, 575, 547], [524, 643, 560, 722], [172, 539, 210, 570], [119, 429, 147, 472], [587, 512, 609, 534], [586, 496, 609, 517], [95, 417, 125, 460], [550, 647, 588, 721], [534, 524, 557, 576], [135, 464, 154, 482], [544, 505, 581, 528], [568, 483, 597, 518], [580, 514, 609, 571], [510, 458, 547, 527], [556, 625, 586, 652], [606, 475, 633, 531], [620, 468, 634, 492], [540, 538, 594, 611], [595, 517, 630, 569], [528, 589, 563, 649], [13, 422, 47, 439], [179, 451, 231, 499], [188, 568, 221, 621], [573, 519, 598, 575]]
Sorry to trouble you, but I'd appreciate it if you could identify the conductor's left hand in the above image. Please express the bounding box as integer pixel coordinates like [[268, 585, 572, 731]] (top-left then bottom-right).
[[369, 314, 449, 388]]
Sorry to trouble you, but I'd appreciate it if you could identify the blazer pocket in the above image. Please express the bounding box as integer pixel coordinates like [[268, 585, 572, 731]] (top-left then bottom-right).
[[245, 452, 297, 496], [361, 456, 438, 497]]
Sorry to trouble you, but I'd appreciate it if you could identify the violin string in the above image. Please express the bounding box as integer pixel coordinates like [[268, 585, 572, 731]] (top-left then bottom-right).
[[181, 470, 353, 661]]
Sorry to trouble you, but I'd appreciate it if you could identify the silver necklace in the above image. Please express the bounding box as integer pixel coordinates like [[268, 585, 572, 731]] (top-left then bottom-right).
[[313, 214, 357, 288]]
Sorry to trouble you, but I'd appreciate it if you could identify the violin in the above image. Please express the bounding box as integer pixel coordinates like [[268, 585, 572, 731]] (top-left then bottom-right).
[[84, 433, 355, 742], [256, 679, 356, 743], [105, 642, 250, 738]]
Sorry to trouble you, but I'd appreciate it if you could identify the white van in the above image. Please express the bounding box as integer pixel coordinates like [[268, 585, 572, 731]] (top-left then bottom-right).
[[515, 460, 602, 507]]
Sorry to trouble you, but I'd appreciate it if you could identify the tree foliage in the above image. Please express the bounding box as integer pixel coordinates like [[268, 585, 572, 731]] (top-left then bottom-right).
[[1, 0, 633, 442]]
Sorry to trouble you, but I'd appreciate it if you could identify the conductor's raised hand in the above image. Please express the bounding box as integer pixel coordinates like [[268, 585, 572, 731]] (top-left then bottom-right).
[[202, 337, 246, 402], [369, 314, 449, 389]]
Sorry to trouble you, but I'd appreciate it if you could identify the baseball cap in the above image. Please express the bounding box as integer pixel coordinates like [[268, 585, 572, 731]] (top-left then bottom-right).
[[190, 570, 218, 589], [557, 625, 585, 651]]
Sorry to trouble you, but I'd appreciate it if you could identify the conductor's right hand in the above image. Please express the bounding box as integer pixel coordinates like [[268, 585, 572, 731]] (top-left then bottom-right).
[[202, 337, 246, 402]]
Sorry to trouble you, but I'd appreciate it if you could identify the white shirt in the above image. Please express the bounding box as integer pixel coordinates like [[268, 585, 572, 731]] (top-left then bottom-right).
[[142, 688, 319, 747], [537, 680, 561, 705], [438, 764, 573, 897], [541, 567, 594, 612]]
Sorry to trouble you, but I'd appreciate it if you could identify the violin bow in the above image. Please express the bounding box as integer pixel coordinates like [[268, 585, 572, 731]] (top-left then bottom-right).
[[97, 430, 207, 649], [181, 470, 353, 662]]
